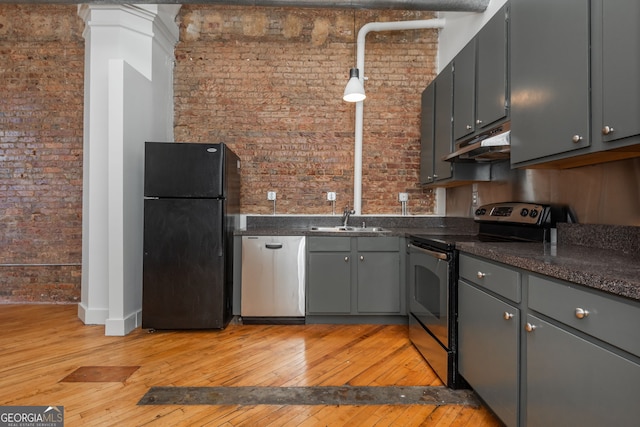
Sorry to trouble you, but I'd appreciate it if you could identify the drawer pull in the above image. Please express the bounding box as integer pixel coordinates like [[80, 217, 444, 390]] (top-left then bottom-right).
[[344, 256, 349, 262], [477, 271, 486, 279], [575, 308, 590, 319], [360, 255, 364, 261], [503, 312, 514, 320], [525, 322, 536, 333]]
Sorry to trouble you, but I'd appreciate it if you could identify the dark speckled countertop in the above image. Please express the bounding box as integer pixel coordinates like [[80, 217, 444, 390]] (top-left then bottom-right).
[[457, 223, 640, 302], [457, 240, 640, 302], [238, 216, 640, 302]]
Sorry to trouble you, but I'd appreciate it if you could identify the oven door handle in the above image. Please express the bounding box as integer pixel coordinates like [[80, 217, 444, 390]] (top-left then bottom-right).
[[408, 243, 449, 261]]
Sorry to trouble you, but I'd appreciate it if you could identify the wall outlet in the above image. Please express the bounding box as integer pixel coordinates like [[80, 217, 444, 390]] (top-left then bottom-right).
[[398, 192, 409, 202], [327, 191, 336, 201], [267, 191, 276, 201]]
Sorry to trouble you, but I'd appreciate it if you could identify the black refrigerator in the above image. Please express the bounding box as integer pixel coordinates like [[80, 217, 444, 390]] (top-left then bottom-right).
[[142, 142, 240, 330]]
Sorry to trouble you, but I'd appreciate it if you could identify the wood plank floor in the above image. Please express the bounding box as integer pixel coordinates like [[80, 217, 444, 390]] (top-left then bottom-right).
[[0, 305, 501, 426]]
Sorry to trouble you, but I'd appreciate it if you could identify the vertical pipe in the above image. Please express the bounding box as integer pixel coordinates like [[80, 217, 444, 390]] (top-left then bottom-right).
[[351, 19, 446, 215]]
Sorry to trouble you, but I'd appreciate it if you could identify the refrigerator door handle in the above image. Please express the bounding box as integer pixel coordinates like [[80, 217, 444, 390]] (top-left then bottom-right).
[[265, 243, 283, 250]]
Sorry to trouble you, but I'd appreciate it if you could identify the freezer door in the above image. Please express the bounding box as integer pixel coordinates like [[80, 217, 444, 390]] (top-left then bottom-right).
[[144, 142, 225, 198], [142, 198, 231, 329]]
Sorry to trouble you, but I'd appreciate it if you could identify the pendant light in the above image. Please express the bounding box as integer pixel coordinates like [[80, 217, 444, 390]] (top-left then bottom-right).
[[343, 67, 366, 102]]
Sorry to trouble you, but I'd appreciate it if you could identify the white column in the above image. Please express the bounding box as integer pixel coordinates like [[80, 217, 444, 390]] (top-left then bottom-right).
[[77, 4, 180, 335]]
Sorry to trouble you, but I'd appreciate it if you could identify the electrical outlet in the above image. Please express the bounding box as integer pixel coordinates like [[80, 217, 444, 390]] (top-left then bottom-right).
[[267, 191, 276, 201], [327, 192, 336, 201], [398, 192, 409, 202]]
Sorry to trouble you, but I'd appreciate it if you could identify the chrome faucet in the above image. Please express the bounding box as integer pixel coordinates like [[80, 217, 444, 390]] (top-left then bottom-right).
[[342, 206, 355, 227]]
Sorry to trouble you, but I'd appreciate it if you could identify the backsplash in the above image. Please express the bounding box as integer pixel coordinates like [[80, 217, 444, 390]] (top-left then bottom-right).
[[446, 157, 640, 226], [558, 223, 640, 255], [244, 215, 477, 233]]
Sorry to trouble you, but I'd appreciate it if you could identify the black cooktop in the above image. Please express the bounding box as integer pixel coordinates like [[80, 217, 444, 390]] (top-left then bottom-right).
[[409, 202, 576, 252]]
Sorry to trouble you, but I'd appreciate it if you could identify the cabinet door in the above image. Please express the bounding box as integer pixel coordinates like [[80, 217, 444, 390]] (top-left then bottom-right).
[[453, 40, 476, 141], [419, 84, 435, 184], [476, 5, 508, 130], [307, 252, 351, 314], [433, 63, 453, 181], [526, 314, 640, 427], [510, 0, 590, 165], [458, 281, 519, 427], [357, 252, 400, 313], [601, 0, 640, 144]]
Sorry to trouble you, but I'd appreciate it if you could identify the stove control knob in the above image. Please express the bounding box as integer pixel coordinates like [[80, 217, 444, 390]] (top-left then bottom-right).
[[520, 208, 529, 217], [529, 209, 539, 218], [475, 208, 482, 216]]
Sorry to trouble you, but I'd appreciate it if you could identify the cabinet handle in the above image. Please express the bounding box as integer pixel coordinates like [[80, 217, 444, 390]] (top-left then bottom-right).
[[575, 308, 590, 319], [477, 271, 486, 279], [503, 312, 514, 320], [525, 322, 536, 333], [360, 255, 364, 261], [571, 135, 583, 143], [466, 124, 473, 130], [475, 119, 482, 125], [602, 126, 615, 135], [344, 256, 349, 262]]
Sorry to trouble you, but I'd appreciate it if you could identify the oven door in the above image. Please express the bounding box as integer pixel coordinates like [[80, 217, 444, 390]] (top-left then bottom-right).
[[408, 243, 450, 348]]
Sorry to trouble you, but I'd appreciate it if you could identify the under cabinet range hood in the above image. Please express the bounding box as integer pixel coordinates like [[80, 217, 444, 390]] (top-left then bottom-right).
[[443, 122, 511, 162]]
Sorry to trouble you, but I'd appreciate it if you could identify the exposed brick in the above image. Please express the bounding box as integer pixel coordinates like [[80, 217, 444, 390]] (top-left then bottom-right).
[[1, 5, 438, 303], [174, 6, 437, 215], [0, 5, 84, 303]]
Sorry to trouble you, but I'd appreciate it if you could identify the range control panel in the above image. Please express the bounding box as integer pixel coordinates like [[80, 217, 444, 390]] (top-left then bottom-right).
[[474, 202, 549, 225]]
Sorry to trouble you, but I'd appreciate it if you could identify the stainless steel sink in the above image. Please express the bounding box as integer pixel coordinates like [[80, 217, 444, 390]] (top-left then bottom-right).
[[309, 226, 389, 233]]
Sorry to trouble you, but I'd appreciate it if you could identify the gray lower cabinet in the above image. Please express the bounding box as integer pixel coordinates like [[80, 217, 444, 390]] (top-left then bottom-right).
[[307, 237, 351, 314], [357, 250, 400, 313], [307, 236, 403, 317], [458, 281, 519, 427], [459, 253, 640, 426], [525, 314, 640, 427]]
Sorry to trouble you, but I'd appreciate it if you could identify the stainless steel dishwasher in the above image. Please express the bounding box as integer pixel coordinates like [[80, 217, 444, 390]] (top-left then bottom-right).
[[241, 235, 306, 324]]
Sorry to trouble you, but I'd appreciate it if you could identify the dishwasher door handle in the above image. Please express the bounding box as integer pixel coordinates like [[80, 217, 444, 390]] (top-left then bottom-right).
[[265, 243, 283, 250]]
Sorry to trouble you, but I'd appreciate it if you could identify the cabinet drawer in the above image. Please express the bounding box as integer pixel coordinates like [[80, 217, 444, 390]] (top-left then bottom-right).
[[357, 236, 399, 251], [529, 275, 640, 358], [307, 236, 351, 252], [459, 254, 521, 302]]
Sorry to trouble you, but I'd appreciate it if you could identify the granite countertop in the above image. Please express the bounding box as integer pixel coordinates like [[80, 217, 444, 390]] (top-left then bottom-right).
[[238, 216, 640, 302], [457, 240, 640, 302]]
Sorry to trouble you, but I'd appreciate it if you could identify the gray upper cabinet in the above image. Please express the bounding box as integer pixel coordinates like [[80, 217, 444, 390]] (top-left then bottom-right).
[[420, 64, 453, 184], [419, 84, 435, 184], [453, 40, 476, 141], [510, 0, 591, 165], [598, 0, 640, 146], [454, 4, 509, 142], [433, 65, 454, 182]]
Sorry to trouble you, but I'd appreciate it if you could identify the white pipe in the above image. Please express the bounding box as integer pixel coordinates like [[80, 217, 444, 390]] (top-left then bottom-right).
[[352, 18, 446, 215]]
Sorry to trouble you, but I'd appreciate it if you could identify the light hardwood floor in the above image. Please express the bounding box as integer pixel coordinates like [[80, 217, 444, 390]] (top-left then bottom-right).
[[0, 304, 501, 426]]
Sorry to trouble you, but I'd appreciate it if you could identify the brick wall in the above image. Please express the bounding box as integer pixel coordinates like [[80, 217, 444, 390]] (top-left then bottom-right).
[[0, 5, 84, 303], [1, 5, 438, 302], [174, 6, 437, 215]]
